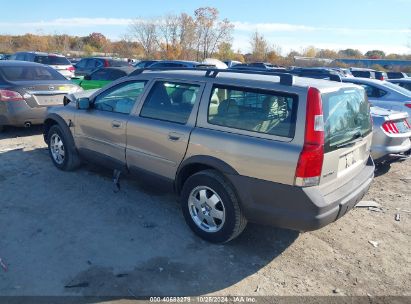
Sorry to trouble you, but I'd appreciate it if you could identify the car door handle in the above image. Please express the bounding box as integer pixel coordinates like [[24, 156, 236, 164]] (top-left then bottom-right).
[[111, 120, 122, 128], [168, 132, 183, 141]]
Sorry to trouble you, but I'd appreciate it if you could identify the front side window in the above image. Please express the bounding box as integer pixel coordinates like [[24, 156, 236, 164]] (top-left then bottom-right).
[[207, 85, 297, 138], [93, 81, 146, 114], [140, 81, 200, 124]]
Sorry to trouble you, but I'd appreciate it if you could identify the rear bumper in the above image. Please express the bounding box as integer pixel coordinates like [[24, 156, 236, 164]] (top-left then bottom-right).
[[0, 100, 47, 126], [372, 137, 411, 161], [227, 156, 374, 231], [371, 127, 411, 161]]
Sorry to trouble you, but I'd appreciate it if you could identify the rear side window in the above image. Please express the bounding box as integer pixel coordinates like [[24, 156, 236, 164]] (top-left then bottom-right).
[[150, 62, 185, 68], [91, 69, 125, 81], [352, 71, 375, 78], [110, 60, 129, 67], [108, 70, 127, 80], [75, 59, 88, 68], [207, 85, 298, 138], [90, 69, 110, 80], [322, 88, 372, 152], [359, 84, 386, 98], [0, 66, 67, 81], [86, 59, 102, 68], [399, 83, 411, 91], [140, 81, 200, 124], [34, 55, 70, 65]]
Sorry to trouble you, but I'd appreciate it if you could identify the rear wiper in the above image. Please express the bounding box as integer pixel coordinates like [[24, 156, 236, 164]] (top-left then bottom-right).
[[336, 131, 363, 148]]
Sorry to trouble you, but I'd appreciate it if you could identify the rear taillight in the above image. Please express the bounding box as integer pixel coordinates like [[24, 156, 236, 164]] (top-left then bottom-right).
[[382, 121, 399, 134], [0, 89, 24, 102], [295, 87, 325, 187], [405, 119, 411, 129], [67, 66, 75, 72], [405, 103, 411, 109], [104, 59, 110, 67]]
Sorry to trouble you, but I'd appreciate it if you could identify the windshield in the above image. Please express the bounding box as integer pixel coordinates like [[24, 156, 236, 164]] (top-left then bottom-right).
[[322, 87, 372, 152], [34, 55, 71, 65], [0, 66, 67, 81], [383, 81, 411, 96]]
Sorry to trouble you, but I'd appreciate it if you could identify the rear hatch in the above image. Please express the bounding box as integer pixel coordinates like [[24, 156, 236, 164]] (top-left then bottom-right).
[[320, 86, 373, 192]]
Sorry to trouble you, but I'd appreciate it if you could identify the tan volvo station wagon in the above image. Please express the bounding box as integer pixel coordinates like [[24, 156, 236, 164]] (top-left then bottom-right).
[[44, 68, 375, 243]]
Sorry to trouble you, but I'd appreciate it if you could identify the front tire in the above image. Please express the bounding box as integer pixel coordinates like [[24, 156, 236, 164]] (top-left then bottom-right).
[[181, 170, 247, 243], [47, 125, 80, 171]]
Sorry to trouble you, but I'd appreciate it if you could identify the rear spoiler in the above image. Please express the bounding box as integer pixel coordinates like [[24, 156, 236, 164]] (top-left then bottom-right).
[[385, 111, 409, 122]]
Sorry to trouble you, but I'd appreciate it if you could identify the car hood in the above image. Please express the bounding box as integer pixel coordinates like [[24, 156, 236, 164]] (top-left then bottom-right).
[[370, 106, 409, 121]]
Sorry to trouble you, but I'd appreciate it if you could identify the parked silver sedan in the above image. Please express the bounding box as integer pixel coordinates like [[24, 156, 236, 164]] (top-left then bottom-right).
[[342, 77, 411, 120], [370, 106, 411, 162]]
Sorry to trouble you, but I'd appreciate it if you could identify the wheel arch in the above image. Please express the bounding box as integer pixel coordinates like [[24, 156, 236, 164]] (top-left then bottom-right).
[[175, 155, 239, 194], [43, 114, 77, 153]]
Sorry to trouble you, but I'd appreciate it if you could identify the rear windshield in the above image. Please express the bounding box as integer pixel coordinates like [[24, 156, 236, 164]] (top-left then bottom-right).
[[0, 66, 67, 81], [322, 88, 372, 152], [34, 55, 71, 65]]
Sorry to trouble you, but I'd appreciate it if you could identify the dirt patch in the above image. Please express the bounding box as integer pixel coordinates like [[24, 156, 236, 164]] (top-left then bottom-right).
[[0, 127, 410, 297]]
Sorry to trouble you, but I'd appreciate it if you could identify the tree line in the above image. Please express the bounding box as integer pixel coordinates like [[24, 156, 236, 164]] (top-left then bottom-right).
[[1, 7, 410, 69]]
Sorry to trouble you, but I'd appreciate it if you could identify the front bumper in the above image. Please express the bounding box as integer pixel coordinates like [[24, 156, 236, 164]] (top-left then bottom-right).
[[226, 156, 375, 231]]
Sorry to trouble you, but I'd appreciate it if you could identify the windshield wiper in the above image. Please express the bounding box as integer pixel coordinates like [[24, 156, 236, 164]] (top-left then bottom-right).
[[336, 131, 363, 148]]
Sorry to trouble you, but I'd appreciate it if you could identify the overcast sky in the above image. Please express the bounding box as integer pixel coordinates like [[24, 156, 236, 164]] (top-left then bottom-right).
[[1, 0, 410, 54]]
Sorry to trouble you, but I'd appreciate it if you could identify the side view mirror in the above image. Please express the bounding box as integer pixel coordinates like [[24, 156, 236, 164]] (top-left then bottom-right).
[[77, 97, 91, 110], [84, 75, 91, 80]]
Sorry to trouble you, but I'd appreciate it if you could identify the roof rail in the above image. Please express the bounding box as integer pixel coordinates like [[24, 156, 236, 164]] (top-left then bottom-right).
[[129, 67, 294, 86]]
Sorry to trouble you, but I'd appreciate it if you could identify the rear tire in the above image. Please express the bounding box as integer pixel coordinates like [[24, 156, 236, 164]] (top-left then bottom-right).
[[47, 125, 80, 171], [181, 169, 247, 243], [0, 125, 4, 132]]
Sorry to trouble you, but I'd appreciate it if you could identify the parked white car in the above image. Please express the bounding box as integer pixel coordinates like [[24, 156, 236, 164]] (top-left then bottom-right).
[[9, 52, 75, 79]]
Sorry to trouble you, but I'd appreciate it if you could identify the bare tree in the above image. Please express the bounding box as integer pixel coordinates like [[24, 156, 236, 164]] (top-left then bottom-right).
[[130, 19, 158, 58], [250, 31, 269, 61], [194, 7, 233, 60], [178, 13, 196, 60], [158, 14, 181, 59], [128, 7, 233, 60]]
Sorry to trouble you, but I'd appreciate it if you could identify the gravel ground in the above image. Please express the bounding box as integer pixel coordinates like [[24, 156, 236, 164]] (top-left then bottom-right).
[[0, 126, 410, 299]]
